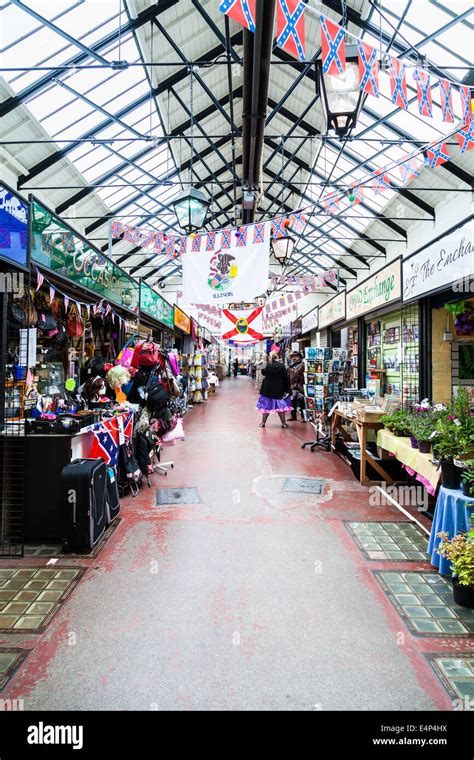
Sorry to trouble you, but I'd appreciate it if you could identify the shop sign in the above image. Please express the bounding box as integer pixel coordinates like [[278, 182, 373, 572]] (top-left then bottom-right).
[[291, 317, 302, 337], [346, 259, 401, 320], [283, 322, 292, 338], [301, 306, 318, 334], [319, 291, 346, 328], [191, 317, 198, 341], [31, 199, 139, 313], [0, 184, 28, 269], [174, 305, 191, 334], [402, 218, 473, 302], [139, 281, 174, 328]]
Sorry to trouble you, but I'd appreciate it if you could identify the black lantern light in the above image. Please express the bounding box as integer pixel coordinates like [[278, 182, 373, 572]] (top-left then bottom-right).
[[271, 234, 295, 266], [316, 45, 365, 138]]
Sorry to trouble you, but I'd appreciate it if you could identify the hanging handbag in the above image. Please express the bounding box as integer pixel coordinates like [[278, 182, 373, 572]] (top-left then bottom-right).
[[22, 293, 37, 327], [116, 335, 138, 369], [10, 300, 28, 326], [67, 303, 84, 338]]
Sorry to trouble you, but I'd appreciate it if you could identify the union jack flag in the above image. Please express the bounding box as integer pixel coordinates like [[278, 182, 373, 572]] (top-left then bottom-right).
[[320, 15, 345, 77], [413, 68, 433, 118], [459, 85, 472, 123], [425, 140, 450, 168], [205, 231, 216, 251], [323, 193, 339, 213], [276, 0, 306, 62], [90, 418, 120, 468], [271, 216, 287, 239], [456, 121, 474, 154], [387, 57, 408, 110], [191, 233, 202, 253], [439, 79, 455, 123], [357, 41, 379, 97], [35, 269, 44, 291], [236, 226, 247, 247], [350, 181, 364, 205], [221, 228, 232, 249], [252, 222, 266, 243], [219, 0, 256, 32], [399, 154, 422, 184], [372, 170, 392, 195]]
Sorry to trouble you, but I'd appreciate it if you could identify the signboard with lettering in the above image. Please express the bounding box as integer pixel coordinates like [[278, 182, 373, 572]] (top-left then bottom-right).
[[0, 185, 28, 269], [174, 305, 191, 334], [139, 281, 174, 328], [30, 199, 139, 312], [301, 306, 319, 334], [346, 259, 401, 320], [402, 218, 473, 302], [319, 291, 346, 328], [291, 317, 302, 337]]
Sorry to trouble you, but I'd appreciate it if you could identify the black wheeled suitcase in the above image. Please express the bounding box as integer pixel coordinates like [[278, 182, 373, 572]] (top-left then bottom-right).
[[105, 466, 120, 525], [60, 459, 107, 552]]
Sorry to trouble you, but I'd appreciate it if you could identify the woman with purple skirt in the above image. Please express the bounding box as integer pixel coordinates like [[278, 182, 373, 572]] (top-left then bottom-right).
[[256, 351, 292, 428]]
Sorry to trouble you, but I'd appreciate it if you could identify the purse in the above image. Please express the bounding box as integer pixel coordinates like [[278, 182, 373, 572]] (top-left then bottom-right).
[[116, 335, 138, 369], [35, 292, 57, 333], [10, 301, 27, 326], [67, 304, 84, 338]]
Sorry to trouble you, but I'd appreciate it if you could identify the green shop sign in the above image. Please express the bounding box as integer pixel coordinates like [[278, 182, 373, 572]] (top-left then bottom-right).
[[31, 199, 139, 313], [139, 281, 174, 329], [346, 259, 401, 320]]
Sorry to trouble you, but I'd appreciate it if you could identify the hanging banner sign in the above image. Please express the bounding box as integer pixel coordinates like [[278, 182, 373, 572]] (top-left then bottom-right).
[[319, 291, 346, 328], [174, 305, 191, 334], [346, 259, 402, 320], [139, 281, 174, 328], [221, 307, 264, 344], [301, 306, 319, 334], [31, 199, 139, 313], [269, 270, 338, 289], [182, 223, 271, 304], [402, 218, 473, 302], [291, 317, 302, 337], [0, 185, 29, 269]]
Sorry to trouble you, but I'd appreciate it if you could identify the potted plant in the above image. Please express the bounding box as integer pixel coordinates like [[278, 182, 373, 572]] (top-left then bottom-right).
[[379, 408, 411, 437], [445, 300, 474, 338], [462, 462, 474, 497], [433, 420, 463, 489], [436, 531, 474, 608], [409, 415, 434, 454]]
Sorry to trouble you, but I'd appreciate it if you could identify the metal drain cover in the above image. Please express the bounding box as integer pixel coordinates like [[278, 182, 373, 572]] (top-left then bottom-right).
[[281, 477, 324, 494], [156, 487, 202, 506]]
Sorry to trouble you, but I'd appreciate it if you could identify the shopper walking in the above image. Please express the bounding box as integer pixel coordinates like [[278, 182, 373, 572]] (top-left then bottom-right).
[[233, 358, 239, 377], [256, 351, 292, 428], [288, 351, 306, 422]]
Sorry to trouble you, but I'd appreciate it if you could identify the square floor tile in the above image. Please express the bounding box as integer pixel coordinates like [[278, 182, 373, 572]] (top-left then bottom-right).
[[156, 487, 202, 506], [14, 616, 44, 630], [281, 477, 325, 494], [426, 655, 474, 707], [345, 522, 430, 562], [412, 619, 442, 633], [0, 648, 29, 690], [0, 615, 20, 629]]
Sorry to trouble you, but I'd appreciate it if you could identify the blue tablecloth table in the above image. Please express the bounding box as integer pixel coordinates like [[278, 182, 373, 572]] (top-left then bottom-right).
[[428, 486, 474, 575]]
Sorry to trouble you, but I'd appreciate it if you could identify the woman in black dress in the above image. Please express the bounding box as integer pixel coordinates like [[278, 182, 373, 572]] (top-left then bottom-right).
[[256, 351, 292, 428]]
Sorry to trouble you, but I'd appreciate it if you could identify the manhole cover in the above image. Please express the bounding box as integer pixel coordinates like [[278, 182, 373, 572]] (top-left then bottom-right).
[[156, 487, 202, 506], [281, 477, 324, 494], [0, 648, 29, 690]]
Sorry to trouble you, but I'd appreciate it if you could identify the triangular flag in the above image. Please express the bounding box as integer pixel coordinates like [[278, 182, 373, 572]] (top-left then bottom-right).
[[64, 295, 69, 313], [357, 40, 379, 97], [49, 285, 55, 304], [320, 15, 345, 77], [219, 0, 256, 33], [413, 68, 433, 118], [36, 270, 44, 291], [276, 0, 306, 62]]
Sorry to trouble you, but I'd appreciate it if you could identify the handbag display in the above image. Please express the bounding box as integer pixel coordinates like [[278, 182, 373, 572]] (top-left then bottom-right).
[[10, 300, 28, 326], [116, 335, 138, 369], [67, 304, 84, 338], [35, 293, 57, 333]]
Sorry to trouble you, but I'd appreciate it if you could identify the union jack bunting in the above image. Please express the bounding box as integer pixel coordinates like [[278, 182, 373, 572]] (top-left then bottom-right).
[[205, 231, 216, 251], [399, 154, 422, 184], [387, 57, 408, 110], [236, 226, 248, 247], [253, 222, 266, 243], [191, 233, 202, 253], [219, 0, 256, 32], [357, 41, 379, 97], [459, 85, 472, 123], [439, 79, 455, 123], [323, 193, 339, 213], [221, 228, 232, 249], [425, 140, 450, 168], [271, 216, 287, 239], [276, 0, 306, 62], [320, 15, 345, 77], [413, 68, 433, 118], [351, 181, 364, 205], [456, 121, 474, 154], [372, 170, 391, 195]]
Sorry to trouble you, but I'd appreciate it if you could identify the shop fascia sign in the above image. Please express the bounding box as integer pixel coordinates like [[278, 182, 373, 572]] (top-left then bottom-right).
[[30, 198, 139, 313], [139, 281, 174, 328], [319, 291, 346, 328], [402, 217, 473, 302], [346, 258, 401, 320], [301, 306, 319, 334], [174, 305, 191, 334]]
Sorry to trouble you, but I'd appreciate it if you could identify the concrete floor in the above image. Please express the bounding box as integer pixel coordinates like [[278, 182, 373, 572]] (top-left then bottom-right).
[[0, 376, 461, 710]]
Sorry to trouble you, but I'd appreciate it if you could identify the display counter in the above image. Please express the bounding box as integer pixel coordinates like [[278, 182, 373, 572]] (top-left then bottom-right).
[[376, 428, 440, 496]]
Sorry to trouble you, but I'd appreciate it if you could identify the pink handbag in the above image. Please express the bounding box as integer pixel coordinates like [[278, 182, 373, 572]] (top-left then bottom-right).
[[168, 352, 180, 377], [161, 417, 185, 445], [115, 335, 138, 369]]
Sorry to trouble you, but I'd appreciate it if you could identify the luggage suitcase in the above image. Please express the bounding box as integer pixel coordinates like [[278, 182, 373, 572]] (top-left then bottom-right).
[[105, 466, 120, 525], [60, 459, 107, 551]]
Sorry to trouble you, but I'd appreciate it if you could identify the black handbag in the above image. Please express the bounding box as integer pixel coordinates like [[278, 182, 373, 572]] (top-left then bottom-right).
[[10, 301, 28, 326], [37, 308, 57, 332]]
